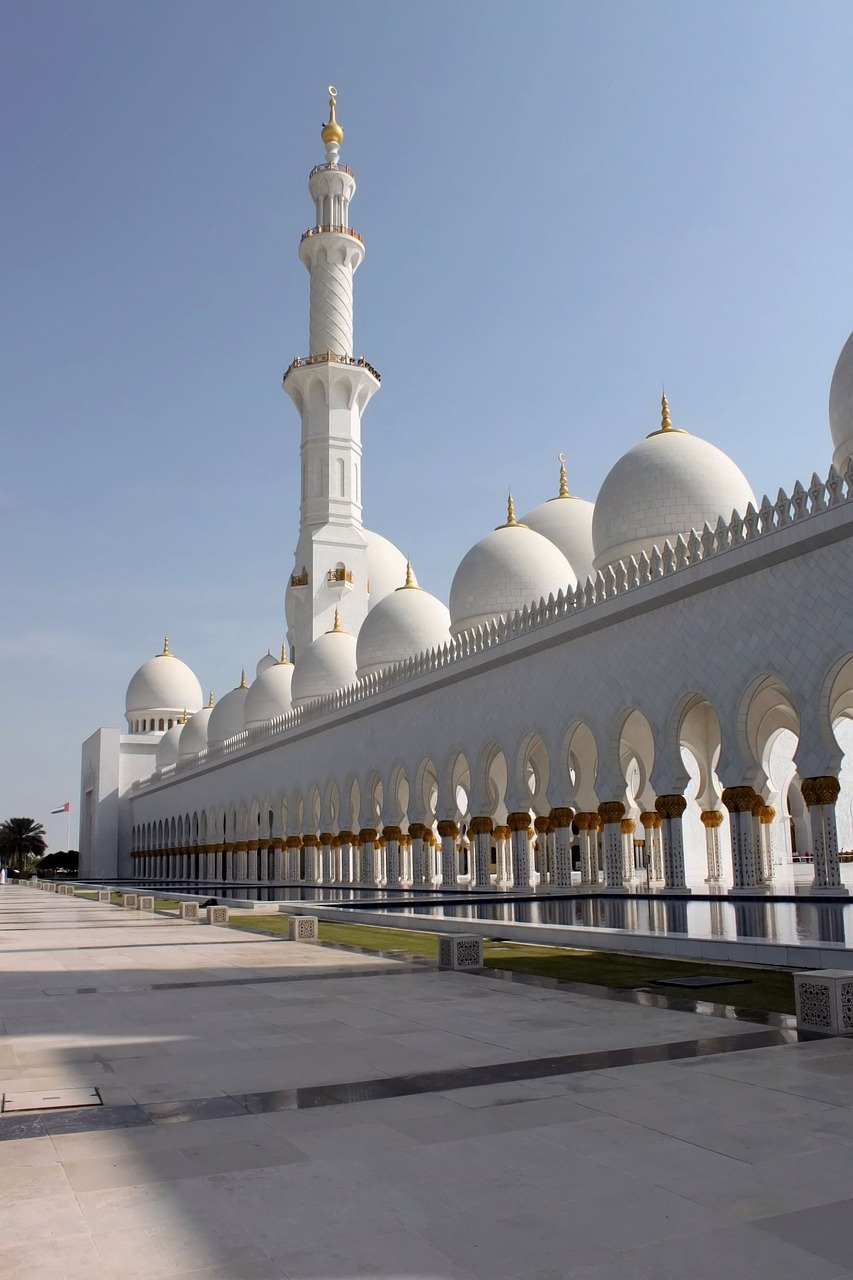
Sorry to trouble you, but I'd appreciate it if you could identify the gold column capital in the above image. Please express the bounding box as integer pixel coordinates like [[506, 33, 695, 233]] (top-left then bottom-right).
[[507, 811, 532, 832], [655, 794, 687, 819], [801, 776, 841, 807], [550, 807, 575, 827], [437, 820, 459, 838], [721, 785, 758, 814], [468, 816, 494, 835], [598, 801, 625, 825], [700, 810, 724, 829], [620, 818, 636, 835]]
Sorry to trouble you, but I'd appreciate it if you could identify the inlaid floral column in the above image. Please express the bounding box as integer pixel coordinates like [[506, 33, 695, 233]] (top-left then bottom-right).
[[621, 818, 637, 884], [598, 802, 625, 888], [338, 830, 354, 884], [551, 808, 574, 887], [468, 817, 494, 889], [437, 821, 458, 887], [318, 832, 332, 883], [285, 835, 302, 882], [575, 814, 597, 885], [491, 825, 509, 888], [534, 817, 551, 886], [271, 835, 285, 882], [399, 833, 412, 886], [358, 829, 377, 886], [640, 812, 662, 884], [801, 777, 846, 892], [721, 787, 760, 889], [700, 810, 724, 883], [758, 806, 776, 883], [408, 823, 426, 887], [383, 826, 402, 887], [655, 795, 689, 891], [507, 812, 533, 888]]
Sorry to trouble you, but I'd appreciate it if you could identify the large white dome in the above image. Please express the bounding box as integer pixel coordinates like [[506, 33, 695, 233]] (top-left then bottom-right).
[[830, 331, 853, 471], [255, 652, 277, 678], [291, 615, 358, 708], [592, 400, 756, 572], [155, 721, 184, 770], [125, 638, 203, 725], [356, 567, 451, 677], [244, 653, 294, 727], [520, 462, 595, 584], [363, 528, 416, 607], [207, 673, 249, 747], [179, 699, 214, 760], [449, 501, 576, 637]]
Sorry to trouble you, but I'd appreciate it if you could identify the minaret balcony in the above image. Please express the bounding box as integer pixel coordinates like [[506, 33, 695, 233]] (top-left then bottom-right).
[[290, 571, 309, 589], [300, 224, 363, 245], [309, 162, 355, 179], [282, 352, 381, 387], [326, 566, 354, 598]]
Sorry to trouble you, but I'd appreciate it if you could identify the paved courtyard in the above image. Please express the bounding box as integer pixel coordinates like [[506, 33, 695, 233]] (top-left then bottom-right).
[[2, 888, 853, 1279]]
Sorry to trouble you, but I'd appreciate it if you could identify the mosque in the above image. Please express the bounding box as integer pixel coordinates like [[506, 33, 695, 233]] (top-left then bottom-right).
[[80, 90, 853, 901]]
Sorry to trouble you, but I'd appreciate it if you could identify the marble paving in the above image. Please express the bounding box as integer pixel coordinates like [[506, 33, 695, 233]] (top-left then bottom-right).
[[2, 886, 853, 1278]]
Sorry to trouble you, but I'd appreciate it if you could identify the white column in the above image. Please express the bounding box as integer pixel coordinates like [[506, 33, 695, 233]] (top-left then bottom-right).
[[723, 788, 762, 889], [507, 813, 532, 888], [599, 803, 625, 888], [656, 796, 688, 891], [701, 811, 724, 882], [469, 818, 494, 889], [802, 777, 846, 891]]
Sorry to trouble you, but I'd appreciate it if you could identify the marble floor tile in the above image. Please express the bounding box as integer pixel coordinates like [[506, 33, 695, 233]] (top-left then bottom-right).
[[757, 1198, 853, 1269]]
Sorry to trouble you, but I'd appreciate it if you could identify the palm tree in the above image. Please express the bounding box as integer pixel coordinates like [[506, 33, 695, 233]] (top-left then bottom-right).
[[0, 818, 47, 874]]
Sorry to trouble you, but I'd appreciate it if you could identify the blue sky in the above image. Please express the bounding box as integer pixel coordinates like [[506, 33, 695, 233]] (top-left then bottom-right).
[[2, 0, 852, 850]]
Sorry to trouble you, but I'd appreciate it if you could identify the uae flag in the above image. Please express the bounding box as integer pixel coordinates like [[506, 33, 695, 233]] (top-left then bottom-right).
[[51, 802, 70, 814]]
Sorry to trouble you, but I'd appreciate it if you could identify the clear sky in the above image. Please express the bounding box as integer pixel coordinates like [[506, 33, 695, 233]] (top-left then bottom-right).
[[2, 0, 852, 851]]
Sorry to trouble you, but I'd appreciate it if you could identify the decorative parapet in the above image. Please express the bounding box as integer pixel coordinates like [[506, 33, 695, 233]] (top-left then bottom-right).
[[132, 459, 853, 793], [290, 571, 309, 587], [309, 162, 355, 179], [327, 567, 354, 584], [282, 352, 381, 385]]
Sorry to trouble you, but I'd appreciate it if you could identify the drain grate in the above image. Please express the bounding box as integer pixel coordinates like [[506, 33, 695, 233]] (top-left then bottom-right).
[[1, 1087, 102, 1113]]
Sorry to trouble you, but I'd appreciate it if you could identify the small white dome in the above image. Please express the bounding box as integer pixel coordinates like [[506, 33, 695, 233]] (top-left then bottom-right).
[[363, 528, 416, 607], [520, 462, 595, 584], [125, 638, 203, 724], [592, 399, 756, 572], [207, 673, 250, 747], [256, 652, 277, 678], [291, 615, 358, 707], [449, 500, 576, 637], [244, 655, 294, 727], [830, 331, 853, 470], [179, 700, 214, 759], [356, 567, 452, 677], [155, 721, 184, 770]]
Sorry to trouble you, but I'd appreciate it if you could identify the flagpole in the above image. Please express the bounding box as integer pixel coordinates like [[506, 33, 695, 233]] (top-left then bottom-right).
[[67, 805, 71, 853]]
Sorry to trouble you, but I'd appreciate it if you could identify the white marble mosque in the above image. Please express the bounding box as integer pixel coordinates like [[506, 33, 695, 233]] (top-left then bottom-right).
[[80, 89, 853, 901]]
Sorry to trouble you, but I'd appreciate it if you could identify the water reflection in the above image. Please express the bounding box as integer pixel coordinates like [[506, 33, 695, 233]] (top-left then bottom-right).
[[376, 894, 852, 949]]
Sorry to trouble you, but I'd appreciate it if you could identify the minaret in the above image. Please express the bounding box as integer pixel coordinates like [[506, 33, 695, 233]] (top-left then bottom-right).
[[283, 88, 379, 659]]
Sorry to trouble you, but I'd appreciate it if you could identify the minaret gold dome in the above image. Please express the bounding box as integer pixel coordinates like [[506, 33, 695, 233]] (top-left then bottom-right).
[[321, 86, 343, 145]]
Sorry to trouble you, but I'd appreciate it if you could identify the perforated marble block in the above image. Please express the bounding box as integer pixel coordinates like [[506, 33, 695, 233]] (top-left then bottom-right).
[[179, 902, 199, 921], [794, 970, 853, 1035], [438, 934, 484, 970], [97, 890, 110, 903], [122, 893, 138, 909], [287, 915, 318, 941], [206, 905, 229, 925], [137, 896, 154, 912]]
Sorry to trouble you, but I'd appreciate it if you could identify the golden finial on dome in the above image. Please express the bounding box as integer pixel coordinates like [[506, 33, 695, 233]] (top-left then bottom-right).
[[496, 491, 528, 530], [208, 691, 215, 708], [179, 707, 188, 724], [647, 388, 687, 438], [331, 607, 343, 633], [660, 391, 673, 432], [239, 669, 247, 689], [558, 453, 570, 498], [321, 85, 343, 146], [160, 635, 170, 656], [279, 643, 290, 664]]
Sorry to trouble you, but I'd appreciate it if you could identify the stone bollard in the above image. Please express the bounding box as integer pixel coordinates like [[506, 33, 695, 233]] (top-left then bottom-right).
[[137, 896, 154, 912], [179, 902, 199, 922], [794, 970, 853, 1036], [438, 934, 484, 971], [97, 890, 110, 903], [206, 905, 229, 926], [122, 893, 138, 909], [287, 915, 318, 942]]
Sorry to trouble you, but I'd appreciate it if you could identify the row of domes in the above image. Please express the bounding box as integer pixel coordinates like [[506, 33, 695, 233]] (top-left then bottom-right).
[[127, 392, 805, 764]]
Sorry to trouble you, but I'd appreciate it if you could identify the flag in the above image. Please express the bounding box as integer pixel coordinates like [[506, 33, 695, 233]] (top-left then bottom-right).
[[51, 802, 70, 814]]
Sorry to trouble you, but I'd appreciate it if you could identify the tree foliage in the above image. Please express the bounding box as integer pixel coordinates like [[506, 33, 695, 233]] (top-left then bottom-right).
[[0, 817, 48, 872]]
